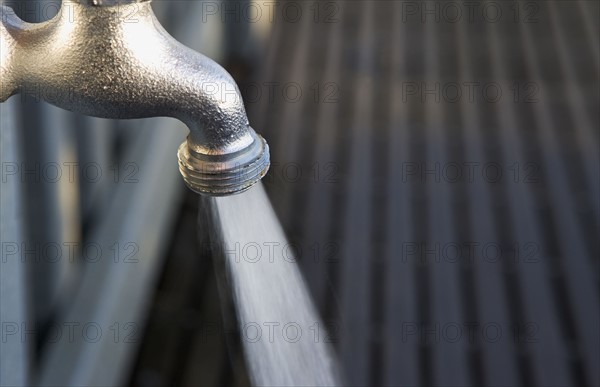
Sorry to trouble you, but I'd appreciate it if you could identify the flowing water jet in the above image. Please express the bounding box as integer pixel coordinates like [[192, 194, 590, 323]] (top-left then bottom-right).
[[199, 183, 342, 386]]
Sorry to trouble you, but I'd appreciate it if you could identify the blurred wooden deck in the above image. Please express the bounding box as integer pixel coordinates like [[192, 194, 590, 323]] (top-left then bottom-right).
[[131, 1, 599, 386]]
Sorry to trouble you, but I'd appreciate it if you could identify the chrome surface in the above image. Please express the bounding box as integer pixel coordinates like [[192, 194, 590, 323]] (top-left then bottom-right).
[[0, 0, 269, 195]]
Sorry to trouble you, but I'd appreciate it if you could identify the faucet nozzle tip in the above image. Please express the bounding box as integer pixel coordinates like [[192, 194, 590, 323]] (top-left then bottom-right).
[[177, 131, 270, 196]]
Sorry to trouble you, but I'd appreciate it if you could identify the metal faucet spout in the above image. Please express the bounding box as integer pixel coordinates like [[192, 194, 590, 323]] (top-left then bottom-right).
[[0, 0, 270, 195]]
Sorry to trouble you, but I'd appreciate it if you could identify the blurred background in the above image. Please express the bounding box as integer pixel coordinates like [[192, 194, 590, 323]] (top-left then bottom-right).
[[1, 0, 598, 386]]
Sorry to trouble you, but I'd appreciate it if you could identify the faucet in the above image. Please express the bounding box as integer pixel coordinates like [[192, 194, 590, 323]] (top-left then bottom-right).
[[0, 0, 270, 196]]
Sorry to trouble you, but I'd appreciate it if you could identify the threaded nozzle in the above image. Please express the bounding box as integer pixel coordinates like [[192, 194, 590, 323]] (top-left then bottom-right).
[[177, 131, 270, 196]]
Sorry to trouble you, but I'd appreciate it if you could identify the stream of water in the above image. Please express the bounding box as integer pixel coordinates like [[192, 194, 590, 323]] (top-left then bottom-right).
[[203, 183, 341, 386]]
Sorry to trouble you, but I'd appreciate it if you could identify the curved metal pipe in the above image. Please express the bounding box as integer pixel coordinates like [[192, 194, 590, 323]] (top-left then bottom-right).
[[0, 0, 269, 196]]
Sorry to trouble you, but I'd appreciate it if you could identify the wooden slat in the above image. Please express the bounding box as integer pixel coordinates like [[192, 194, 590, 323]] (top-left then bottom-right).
[[339, 1, 374, 384], [383, 2, 419, 385], [270, 1, 314, 227], [301, 1, 345, 308], [422, 11, 470, 387], [252, 0, 285, 132]]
